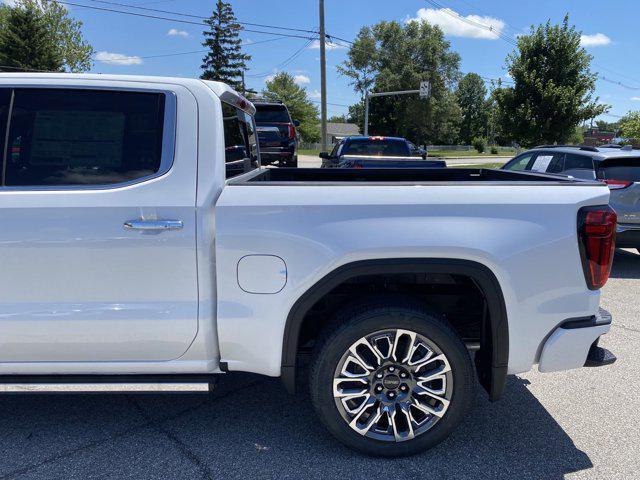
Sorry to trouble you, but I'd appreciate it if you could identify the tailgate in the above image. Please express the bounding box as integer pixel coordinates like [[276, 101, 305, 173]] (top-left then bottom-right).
[[597, 157, 640, 224], [339, 155, 446, 168]]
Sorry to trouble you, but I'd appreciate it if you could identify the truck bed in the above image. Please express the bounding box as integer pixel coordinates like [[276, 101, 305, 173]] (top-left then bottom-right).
[[233, 167, 601, 185]]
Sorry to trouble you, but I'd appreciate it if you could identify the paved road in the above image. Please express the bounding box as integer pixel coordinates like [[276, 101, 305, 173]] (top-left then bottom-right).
[[298, 154, 510, 168], [1, 251, 638, 479]]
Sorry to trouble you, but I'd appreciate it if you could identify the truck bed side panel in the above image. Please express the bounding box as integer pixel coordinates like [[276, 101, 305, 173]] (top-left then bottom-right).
[[214, 183, 609, 376]]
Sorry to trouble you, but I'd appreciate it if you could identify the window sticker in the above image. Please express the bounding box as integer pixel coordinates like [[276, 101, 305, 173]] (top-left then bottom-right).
[[531, 155, 554, 172]]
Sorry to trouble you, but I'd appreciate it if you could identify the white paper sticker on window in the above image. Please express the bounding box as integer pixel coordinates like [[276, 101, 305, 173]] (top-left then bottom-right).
[[531, 155, 553, 172]]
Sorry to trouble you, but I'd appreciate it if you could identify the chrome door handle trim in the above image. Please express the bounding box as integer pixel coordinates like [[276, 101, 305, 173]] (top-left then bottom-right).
[[124, 220, 183, 231]]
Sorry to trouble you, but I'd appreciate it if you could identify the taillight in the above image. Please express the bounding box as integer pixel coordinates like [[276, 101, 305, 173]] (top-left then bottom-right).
[[604, 179, 632, 190], [287, 124, 296, 139], [577, 205, 617, 290]]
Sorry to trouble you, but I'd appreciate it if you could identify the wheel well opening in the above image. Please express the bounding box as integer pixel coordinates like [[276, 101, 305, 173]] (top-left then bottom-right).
[[296, 272, 489, 358]]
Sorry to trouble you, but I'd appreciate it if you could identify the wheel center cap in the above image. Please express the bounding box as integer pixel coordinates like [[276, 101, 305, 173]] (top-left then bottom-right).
[[383, 374, 400, 390]]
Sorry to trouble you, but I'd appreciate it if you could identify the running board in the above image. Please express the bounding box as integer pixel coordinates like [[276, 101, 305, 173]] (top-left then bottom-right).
[[0, 374, 217, 394]]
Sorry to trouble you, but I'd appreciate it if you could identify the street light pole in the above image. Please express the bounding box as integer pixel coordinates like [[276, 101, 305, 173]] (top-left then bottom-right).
[[319, 0, 328, 152], [364, 91, 370, 136]]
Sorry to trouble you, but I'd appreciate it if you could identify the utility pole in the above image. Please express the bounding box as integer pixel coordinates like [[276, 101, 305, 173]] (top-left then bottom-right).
[[319, 0, 328, 152]]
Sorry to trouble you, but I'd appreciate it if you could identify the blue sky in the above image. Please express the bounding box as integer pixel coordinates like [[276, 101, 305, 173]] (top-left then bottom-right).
[[27, 0, 640, 120]]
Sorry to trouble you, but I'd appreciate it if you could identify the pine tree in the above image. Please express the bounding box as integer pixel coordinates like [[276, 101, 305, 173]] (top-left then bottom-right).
[[200, 0, 250, 91], [0, 3, 63, 72]]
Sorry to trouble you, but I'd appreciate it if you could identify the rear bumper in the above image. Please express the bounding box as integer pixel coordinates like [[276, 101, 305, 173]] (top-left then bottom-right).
[[616, 223, 640, 248], [538, 308, 613, 373], [260, 149, 296, 166]]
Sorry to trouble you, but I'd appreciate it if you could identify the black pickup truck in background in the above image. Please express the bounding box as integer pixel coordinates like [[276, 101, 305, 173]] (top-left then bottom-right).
[[253, 100, 299, 168], [320, 136, 446, 169]]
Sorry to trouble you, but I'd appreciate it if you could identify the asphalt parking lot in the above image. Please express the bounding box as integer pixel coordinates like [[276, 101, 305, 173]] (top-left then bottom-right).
[[0, 250, 638, 479]]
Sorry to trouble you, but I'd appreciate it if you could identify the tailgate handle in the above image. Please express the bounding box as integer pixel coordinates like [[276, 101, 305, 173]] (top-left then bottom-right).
[[124, 220, 183, 231]]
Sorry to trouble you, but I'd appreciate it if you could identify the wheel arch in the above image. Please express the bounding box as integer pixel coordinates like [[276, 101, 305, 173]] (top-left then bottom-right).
[[281, 258, 509, 401]]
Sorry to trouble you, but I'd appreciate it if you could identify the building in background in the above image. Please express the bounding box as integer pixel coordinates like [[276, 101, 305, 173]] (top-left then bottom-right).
[[326, 122, 360, 145], [583, 127, 616, 146]]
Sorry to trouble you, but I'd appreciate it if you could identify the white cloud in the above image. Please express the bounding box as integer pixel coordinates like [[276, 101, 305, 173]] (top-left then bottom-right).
[[167, 28, 189, 38], [308, 39, 347, 50], [309, 89, 321, 99], [409, 7, 505, 40], [293, 74, 310, 85], [580, 33, 611, 47], [631, 96, 640, 101], [95, 51, 143, 66]]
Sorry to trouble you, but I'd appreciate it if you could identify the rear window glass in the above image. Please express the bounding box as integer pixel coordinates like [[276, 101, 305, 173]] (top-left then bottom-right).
[[564, 153, 593, 171], [342, 139, 410, 157], [254, 105, 291, 123], [598, 159, 640, 182], [3, 89, 165, 187]]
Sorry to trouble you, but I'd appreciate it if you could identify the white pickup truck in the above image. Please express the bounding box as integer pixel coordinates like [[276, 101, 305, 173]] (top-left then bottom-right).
[[0, 74, 617, 457]]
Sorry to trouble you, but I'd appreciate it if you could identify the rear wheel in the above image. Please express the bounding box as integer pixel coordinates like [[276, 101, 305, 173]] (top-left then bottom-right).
[[309, 300, 473, 457]]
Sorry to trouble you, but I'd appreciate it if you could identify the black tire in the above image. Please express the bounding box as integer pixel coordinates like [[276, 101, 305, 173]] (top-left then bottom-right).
[[309, 298, 473, 457], [286, 155, 298, 168]]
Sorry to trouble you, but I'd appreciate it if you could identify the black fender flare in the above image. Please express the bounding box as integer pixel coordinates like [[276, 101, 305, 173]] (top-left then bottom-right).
[[280, 258, 509, 401]]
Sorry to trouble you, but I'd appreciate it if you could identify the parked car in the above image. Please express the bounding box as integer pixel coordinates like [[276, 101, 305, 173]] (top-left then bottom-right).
[[320, 136, 445, 168], [502, 144, 640, 250], [0, 74, 617, 458], [253, 99, 298, 168]]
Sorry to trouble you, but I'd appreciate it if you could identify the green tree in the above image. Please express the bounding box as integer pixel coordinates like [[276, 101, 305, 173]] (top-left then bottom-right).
[[595, 119, 620, 133], [494, 16, 607, 147], [201, 0, 250, 91], [262, 72, 320, 142], [0, 0, 92, 72], [456, 73, 488, 144], [338, 21, 461, 144], [328, 114, 347, 123], [620, 112, 640, 140]]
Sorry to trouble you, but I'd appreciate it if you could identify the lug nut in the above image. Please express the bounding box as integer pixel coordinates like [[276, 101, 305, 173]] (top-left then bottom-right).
[[376, 385, 383, 392], [376, 373, 383, 379], [388, 391, 395, 398], [400, 385, 407, 391], [389, 366, 395, 372], [400, 372, 407, 378]]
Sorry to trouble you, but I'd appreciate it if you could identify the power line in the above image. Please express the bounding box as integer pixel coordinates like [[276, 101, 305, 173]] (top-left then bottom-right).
[[51, 1, 317, 40], [246, 39, 313, 78], [134, 38, 286, 60], [86, 0, 320, 35]]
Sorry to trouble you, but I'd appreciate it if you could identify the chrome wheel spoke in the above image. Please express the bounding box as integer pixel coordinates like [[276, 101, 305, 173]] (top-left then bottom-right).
[[391, 403, 415, 442], [349, 397, 382, 435], [349, 337, 383, 371], [413, 385, 450, 417], [412, 353, 449, 374]]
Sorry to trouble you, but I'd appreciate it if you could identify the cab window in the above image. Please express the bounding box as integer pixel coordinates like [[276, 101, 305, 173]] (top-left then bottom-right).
[[503, 153, 535, 171], [222, 101, 259, 178]]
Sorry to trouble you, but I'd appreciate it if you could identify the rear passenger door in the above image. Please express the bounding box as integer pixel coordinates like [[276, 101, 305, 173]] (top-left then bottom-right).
[[0, 85, 199, 363]]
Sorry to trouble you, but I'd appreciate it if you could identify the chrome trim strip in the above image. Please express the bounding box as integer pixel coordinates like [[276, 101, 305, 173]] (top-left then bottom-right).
[[0, 383, 210, 393], [124, 219, 184, 231], [616, 224, 640, 233]]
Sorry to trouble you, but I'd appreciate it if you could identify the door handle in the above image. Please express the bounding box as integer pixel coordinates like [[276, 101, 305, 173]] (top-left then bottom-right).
[[124, 220, 183, 231]]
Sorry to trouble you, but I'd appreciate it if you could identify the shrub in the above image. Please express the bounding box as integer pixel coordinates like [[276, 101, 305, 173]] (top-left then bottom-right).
[[490, 146, 498, 154], [472, 136, 487, 153]]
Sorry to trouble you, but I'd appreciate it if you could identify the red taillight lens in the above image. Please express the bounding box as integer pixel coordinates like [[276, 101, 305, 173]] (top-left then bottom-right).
[[287, 124, 295, 139], [578, 205, 617, 290], [604, 179, 632, 190]]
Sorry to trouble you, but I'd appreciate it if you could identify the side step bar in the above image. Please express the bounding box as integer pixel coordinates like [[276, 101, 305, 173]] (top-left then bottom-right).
[[0, 374, 217, 394]]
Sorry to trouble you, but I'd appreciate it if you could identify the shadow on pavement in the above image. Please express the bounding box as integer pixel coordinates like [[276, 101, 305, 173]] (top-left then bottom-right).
[[610, 249, 640, 279], [0, 373, 592, 480]]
